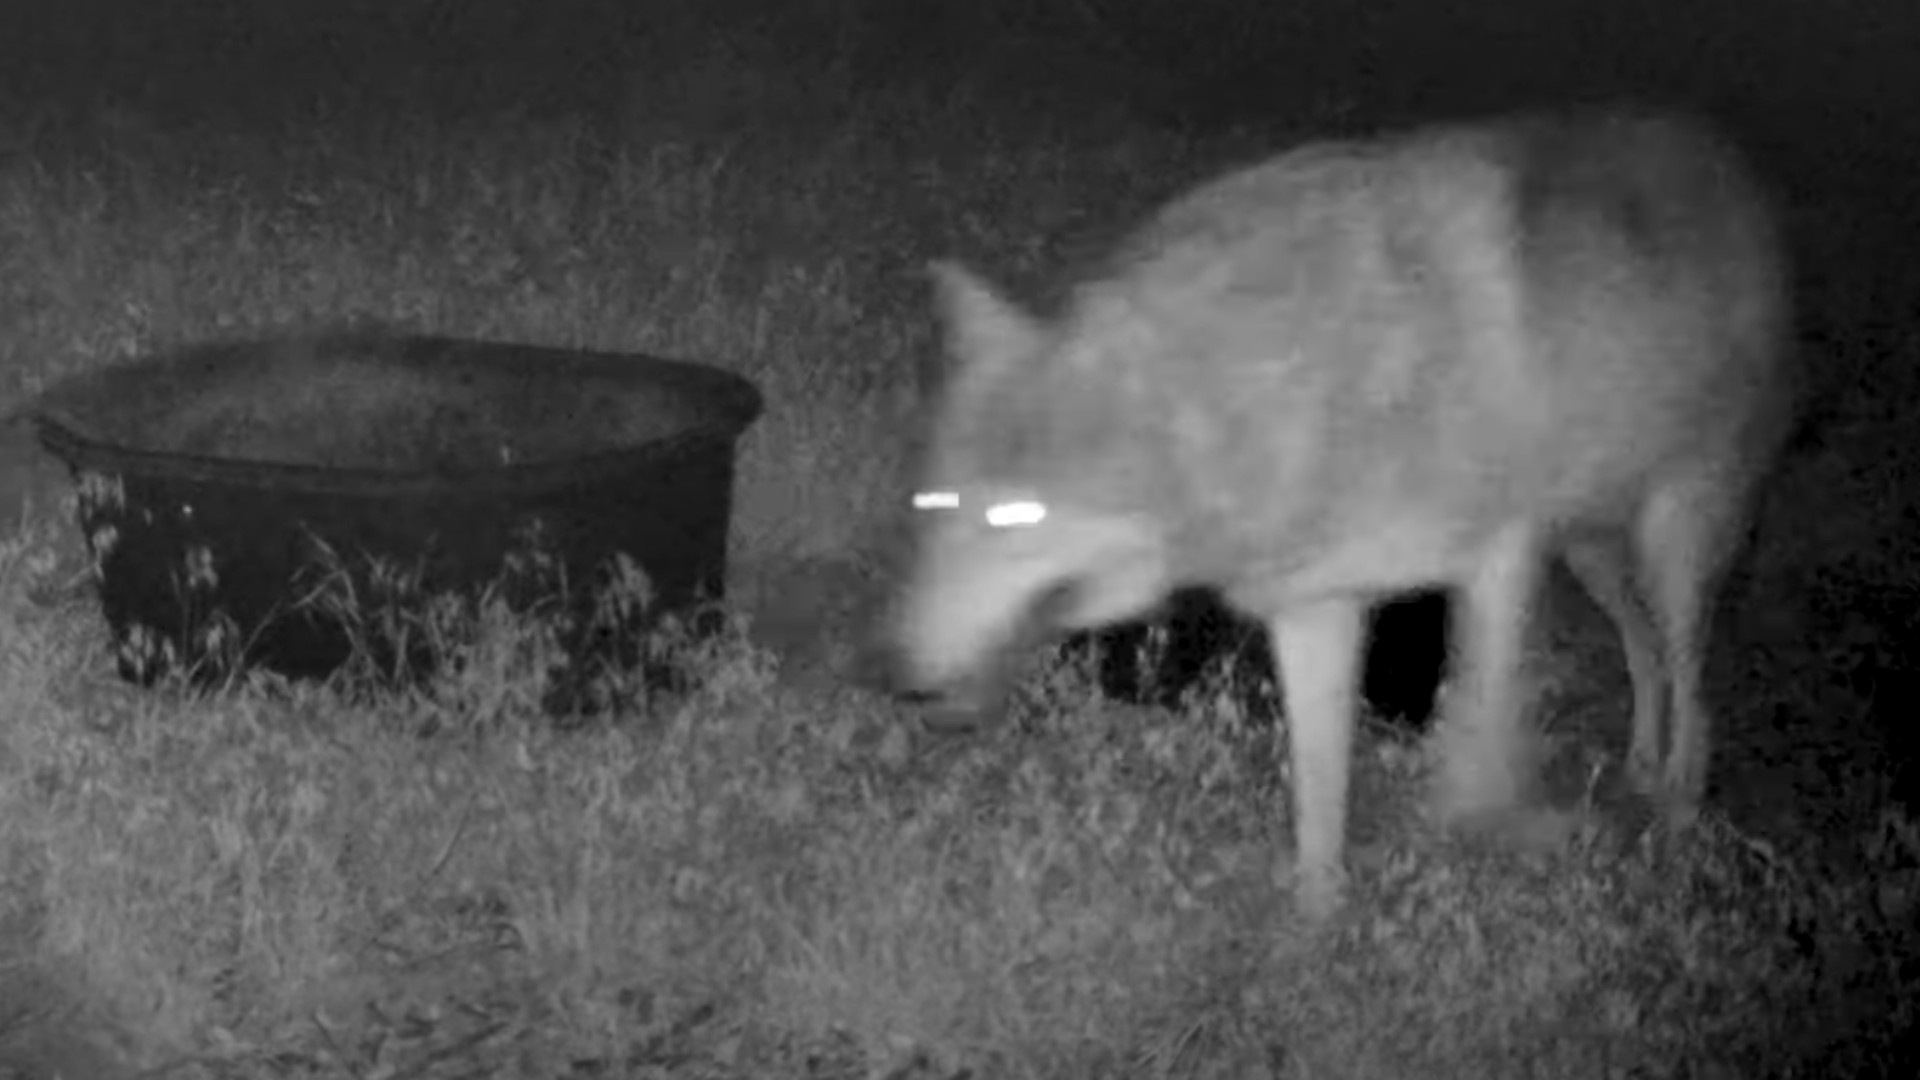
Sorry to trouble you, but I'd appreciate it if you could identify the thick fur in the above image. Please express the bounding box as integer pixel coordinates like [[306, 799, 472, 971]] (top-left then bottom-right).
[[892, 108, 1795, 919]]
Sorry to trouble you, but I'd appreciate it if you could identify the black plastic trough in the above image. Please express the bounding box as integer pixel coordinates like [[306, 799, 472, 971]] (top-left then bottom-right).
[[29, 332, 763, 707]]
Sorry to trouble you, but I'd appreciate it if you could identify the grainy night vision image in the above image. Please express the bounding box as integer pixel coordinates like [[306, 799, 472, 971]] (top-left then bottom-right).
[[0, 1, 1914, 1076]]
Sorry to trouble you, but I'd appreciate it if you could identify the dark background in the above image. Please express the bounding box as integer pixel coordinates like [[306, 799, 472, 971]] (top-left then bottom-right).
[[2, 0, 1911, 358], [1, 0, 1914, 180]]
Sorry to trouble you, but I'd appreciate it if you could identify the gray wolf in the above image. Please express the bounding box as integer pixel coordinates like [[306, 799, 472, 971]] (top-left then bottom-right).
[[889, 107, 1796, 918]]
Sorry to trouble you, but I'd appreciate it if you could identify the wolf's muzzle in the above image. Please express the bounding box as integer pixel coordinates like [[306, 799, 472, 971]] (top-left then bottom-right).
[[872, 640, 1011, 734]]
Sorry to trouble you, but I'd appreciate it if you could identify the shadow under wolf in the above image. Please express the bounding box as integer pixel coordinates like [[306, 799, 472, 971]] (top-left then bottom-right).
[[888, 106, 1798, 919], [1068, 586, 1451, 729]]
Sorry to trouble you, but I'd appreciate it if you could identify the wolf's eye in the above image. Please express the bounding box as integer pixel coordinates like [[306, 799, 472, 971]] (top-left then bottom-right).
[[984, 500, 1047, 528], [912, 490, 961, 512]]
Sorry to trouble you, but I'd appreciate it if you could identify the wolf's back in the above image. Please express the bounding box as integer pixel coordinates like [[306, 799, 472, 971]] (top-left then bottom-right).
[[1051, 110, 1794, 594], [1502, 110, 1792, 487]]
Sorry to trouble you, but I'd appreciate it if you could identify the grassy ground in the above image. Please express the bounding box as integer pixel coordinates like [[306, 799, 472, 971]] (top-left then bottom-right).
[[0, 54, 1916, 1080]]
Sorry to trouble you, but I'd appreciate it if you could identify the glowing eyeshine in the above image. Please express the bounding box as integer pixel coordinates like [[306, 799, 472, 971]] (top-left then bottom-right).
[[984, 500, 1047, 528], [911, 490, 1049, 529]]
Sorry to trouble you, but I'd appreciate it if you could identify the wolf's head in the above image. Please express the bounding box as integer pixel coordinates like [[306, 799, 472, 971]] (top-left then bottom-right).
[[886, 263, 1175, 719]]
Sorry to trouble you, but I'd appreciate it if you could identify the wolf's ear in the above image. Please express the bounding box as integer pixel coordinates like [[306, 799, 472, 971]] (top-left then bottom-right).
[[928, 261, 1044, 376]]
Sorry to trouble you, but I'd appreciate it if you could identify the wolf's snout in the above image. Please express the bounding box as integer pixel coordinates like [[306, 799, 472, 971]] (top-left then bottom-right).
[[873, 639, 1009, 734], [869, 638, 935, 700], [869, 637, 947, 702]]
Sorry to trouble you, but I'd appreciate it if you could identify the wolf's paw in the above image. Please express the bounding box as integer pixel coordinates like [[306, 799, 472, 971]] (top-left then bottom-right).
[[1431, 773, 1526, 831], [1434, 795, 1583, 856], [1653, 786, 1704, 832], [1500, 806, 1587, 854], [1625, 761, 1705, 833], [1625, 747, 1665, 798], [1287, 859, 1350, 922]]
